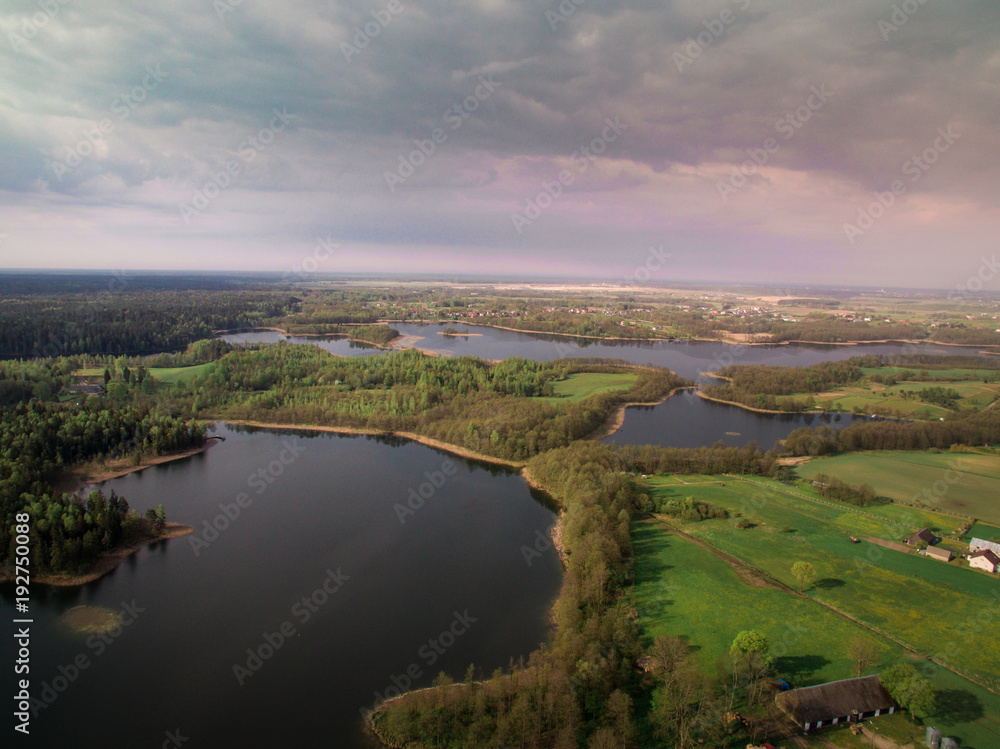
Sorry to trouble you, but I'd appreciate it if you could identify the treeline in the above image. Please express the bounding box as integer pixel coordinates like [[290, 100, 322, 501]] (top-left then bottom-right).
[[374, 442, 644, 747], [347, 325, 399, 346], [646, 495, 728, 522], [703, 360, 862, 411], [810, 473, 886, 507], [0, 399, 202, 573], [780, 411, 1000, 456], [766, 319, 926, 344], [929, 327, 1000, 346], [170, 344, 690, 462], [374, 441, 790, 747], [0, 289, 294, 358]]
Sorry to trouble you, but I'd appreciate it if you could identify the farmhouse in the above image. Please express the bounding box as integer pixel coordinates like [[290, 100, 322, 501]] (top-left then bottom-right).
[[970, 538, 1000, 556], [775, 675, 896, 733], [905, 528, 938, 547], [969, 549, 1000, 573], [924, 546, 952, 562]]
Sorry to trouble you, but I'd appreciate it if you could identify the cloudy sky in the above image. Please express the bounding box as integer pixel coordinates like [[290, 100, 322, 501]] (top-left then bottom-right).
[[1, 0, 998, 288]]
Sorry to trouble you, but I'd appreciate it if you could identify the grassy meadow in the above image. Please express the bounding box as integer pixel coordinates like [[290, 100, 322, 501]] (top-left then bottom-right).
[[636, 475, 1000, 690], [796, 451, 1000, 524]]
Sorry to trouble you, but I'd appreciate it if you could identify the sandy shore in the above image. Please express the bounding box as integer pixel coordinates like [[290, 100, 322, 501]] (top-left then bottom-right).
[[222, 420, 526, 469], [695, 390, 790, 414], [0, 523, 193, 588], [591, 386, 695, 440], [68, 439, 220, 492]]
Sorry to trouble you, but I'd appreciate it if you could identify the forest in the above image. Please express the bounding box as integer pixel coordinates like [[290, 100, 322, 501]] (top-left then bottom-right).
[[0, 353, 204, 573], [167, 344, 689, 462]]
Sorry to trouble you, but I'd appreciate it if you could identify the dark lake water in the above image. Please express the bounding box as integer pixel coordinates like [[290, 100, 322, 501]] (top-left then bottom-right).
[[222, 323, 989, 448], [220, 329, 383, 357], [0, 425, 561, 748], [602, 389, 859, 450]]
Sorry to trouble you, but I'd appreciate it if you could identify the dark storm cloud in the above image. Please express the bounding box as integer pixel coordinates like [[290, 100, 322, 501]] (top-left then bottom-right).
[[0, 0, 998, 284]]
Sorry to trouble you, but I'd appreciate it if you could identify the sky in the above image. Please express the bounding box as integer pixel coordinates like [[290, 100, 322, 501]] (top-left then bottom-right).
[[1, 0, 998, 289]]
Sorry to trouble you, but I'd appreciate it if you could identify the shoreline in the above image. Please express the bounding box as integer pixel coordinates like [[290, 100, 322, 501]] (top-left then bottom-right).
[[220, 419, 526, 469], [0, 523, 193, 588], [694, 390, 794, 414], [68, 439, 220, 492], [591, 385, 696, 440]]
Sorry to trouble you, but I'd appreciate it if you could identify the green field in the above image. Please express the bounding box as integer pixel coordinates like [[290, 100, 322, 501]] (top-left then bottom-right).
[[797, 451, 1000, 524], [633, 519, 895, 685], [538, 372, 637, 402], [632, 518, 1000, 747], [637, 475, 1000, 691], [148, 363, 213, 385], [782, 367, 1000, 418]]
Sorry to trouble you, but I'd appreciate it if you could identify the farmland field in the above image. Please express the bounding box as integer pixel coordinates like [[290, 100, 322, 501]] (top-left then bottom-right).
[[637, 475, 1000, 691], [632, 518, 1000, 747], [796, 451, 1000, 524], [791, 366, 1000, 418]]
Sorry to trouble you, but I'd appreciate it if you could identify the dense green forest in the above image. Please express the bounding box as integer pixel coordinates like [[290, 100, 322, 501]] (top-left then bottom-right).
[[780, 411, 1000, 456], [0, 288, 294, 358], [0, 355, 204, 573], [168, 344, 688, 462]]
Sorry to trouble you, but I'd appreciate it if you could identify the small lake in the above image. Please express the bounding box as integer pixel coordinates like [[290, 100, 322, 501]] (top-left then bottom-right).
[[0, 425, 561, 748], [220, 330, 383, 357], [602, 389, 860, 450]]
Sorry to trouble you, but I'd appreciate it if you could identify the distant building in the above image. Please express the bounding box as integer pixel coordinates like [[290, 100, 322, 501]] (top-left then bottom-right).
[[970, 538, 1000, 556], [969, 549, 1000, 573], [906, 528, 938, 547], [925, 546, 952, 562], [776, 675, 896, 733]]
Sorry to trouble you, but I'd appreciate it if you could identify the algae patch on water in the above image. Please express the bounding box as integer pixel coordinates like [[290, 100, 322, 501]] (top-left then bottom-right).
[[61, 605, 122, 634]]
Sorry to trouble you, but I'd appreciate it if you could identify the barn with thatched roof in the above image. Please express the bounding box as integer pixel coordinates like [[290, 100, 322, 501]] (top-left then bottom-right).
[[775, 675, 896, 732]]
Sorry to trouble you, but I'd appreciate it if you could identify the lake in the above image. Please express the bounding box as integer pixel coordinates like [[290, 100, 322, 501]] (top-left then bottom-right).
[[224, 323, 983, 448], [0, 425, 561, 748]]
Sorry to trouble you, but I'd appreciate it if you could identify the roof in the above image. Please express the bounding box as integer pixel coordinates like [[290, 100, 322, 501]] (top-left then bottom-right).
[[776, 675, 895, 725], [925, 546, 952, 561], [970, 549, 1000, 565], [906, 528, 936, 546], [970, 538, 1000, 555]]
